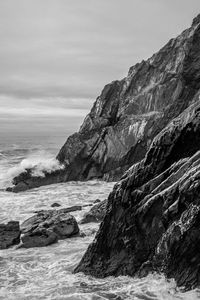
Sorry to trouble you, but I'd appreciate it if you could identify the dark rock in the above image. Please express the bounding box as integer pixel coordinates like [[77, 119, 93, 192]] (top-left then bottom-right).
[[51, 202, 61, 207], [20, 228, 58, 248], [0, 221, 20, 249], [20, 209, 79, 248], [80, 199, 107, 224], [7, 14, 200, 192], [74, 98, 200, 290], [94, 199, 101, 204]]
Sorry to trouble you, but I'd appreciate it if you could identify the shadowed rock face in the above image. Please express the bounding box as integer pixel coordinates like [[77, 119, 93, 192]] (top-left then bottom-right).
[[74, 99, 200, 290], [7, 15, 200, 192]]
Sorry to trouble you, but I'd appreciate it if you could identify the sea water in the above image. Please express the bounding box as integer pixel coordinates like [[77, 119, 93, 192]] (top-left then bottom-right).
[[0, 134, 199, 300]]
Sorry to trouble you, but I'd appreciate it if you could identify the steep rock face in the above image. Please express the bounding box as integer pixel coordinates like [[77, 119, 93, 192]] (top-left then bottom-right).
[[7, 15, 200, 192], [56, 16, 200, 181], [75, 98, 200, 289]]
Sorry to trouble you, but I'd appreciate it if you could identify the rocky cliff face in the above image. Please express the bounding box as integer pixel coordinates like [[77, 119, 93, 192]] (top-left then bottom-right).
[[75, 93, 200, 289], [8, 14, 200, 192]]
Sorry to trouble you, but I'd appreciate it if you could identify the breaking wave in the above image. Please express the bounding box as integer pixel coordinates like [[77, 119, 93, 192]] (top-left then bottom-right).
[[1, 150, 64, 188]]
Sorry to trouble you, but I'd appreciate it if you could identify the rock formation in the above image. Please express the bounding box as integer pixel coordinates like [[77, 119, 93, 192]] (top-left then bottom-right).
[[0, 221, 20, 249], [7, 14, 200, 192], [20, 209, 79, 248], [75, 95, 200, 289]]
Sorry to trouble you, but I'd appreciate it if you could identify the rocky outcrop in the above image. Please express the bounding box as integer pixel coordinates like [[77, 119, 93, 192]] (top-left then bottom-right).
[[7, 14, 200, 192], [0, 221, 20, 249], [80, 199, 107, 224], [20, 209, 79, 248], [75, 98, 200, 289]]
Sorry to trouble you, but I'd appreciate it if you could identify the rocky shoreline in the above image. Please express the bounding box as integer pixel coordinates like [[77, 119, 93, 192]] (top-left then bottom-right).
[[4, 13, 200, 291], [0, 200, 106, 249]]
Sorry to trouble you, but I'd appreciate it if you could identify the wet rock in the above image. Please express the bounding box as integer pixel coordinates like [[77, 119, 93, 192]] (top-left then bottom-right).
[[20, 228, 58, 248], [0, 221, 20, 249], [51, 202, 61, 207], [7, 14, 200, 192], [74, 96, 200, 290], [20, 209, 79, 248], [94, 199, 101, 204], [80, 199, 107, 224]]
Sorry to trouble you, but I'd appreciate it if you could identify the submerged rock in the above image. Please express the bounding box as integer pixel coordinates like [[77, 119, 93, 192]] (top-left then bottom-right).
[[0, 221, 20, 249], [20, 209, 79, 248], [51, 202, 61, 207], [80, 199, 107, 224], [7, 14, 200, 192], [75, 96, 200, 290]]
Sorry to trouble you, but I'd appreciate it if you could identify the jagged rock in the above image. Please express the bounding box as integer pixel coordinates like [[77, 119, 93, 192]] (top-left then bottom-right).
[[0, 221, 20, 249], [20, 209, 79, 248], [74, 97, 200, 290], [7, 14, 200, 192], [80, 199, 107, 224]]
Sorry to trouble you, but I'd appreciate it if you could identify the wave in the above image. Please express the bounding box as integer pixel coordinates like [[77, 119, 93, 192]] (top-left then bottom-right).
[[2, 150, 64, 187]]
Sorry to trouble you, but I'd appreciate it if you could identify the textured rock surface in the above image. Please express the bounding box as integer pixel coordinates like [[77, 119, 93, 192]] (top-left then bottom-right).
[[75, 98, 200, 289], [20, 209, 79, 248], [80, 199, 107, 224], [0, 221, 20, 249], [7, 14, 200, 192]]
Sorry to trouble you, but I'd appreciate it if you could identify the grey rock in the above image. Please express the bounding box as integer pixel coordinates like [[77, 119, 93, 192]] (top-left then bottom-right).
[[20, 209, 79, 248], [80, 199, 107, 224], [75, 97, 200, 290], [51, 202, 61, 207], [0, 221, 20, 249]]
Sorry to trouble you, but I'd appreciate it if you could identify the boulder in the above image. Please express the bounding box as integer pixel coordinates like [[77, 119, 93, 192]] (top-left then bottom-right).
[[20, 209, 79, 248], [51, 202, 61, 207], [80, 199, 107, 224], [0, 221, 20, 249]]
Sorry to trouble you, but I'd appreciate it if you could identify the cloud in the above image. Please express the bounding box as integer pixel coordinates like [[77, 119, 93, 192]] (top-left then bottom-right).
[[0, 95, 91, 117], [0, 0, 199, 135]]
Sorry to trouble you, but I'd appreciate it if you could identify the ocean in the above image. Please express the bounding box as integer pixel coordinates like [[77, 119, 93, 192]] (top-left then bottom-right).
[[0, 134, 199, 300]]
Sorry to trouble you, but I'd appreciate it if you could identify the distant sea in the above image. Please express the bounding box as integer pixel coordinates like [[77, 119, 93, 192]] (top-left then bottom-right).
[[0, 134, 199, 299]]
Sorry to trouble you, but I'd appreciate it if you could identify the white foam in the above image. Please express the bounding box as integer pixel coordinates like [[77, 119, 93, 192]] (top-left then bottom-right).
[[3, 150, 64, 186]]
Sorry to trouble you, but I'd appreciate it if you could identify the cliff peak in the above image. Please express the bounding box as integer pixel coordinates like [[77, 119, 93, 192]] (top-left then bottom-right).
[[192, 13, 200, 26]]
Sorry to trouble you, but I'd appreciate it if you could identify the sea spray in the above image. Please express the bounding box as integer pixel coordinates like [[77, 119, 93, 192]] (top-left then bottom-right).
[[2, 150, 64, 188]]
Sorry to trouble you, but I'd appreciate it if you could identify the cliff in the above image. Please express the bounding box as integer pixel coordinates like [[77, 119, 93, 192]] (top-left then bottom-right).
[[75, 92, 200, 289], [7, 14, 200, 192]]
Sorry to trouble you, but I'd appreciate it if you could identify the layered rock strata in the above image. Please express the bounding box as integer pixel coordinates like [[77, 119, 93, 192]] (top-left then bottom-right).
[[75, 98, 200, 289]]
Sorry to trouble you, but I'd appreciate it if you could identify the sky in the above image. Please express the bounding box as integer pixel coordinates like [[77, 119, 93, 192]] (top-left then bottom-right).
[[0, 0, 200, 137]]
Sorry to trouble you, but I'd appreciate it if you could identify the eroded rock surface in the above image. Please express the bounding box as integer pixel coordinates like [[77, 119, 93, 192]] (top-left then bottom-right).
[[75, 97, 200, 289], [7, 14, 200, 192], [20, 209, 79, 248], [0, 221, 20, 249]]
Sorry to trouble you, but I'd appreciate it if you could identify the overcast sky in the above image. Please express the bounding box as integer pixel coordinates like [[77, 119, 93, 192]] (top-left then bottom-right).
[[0, 0, 200, 136]]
